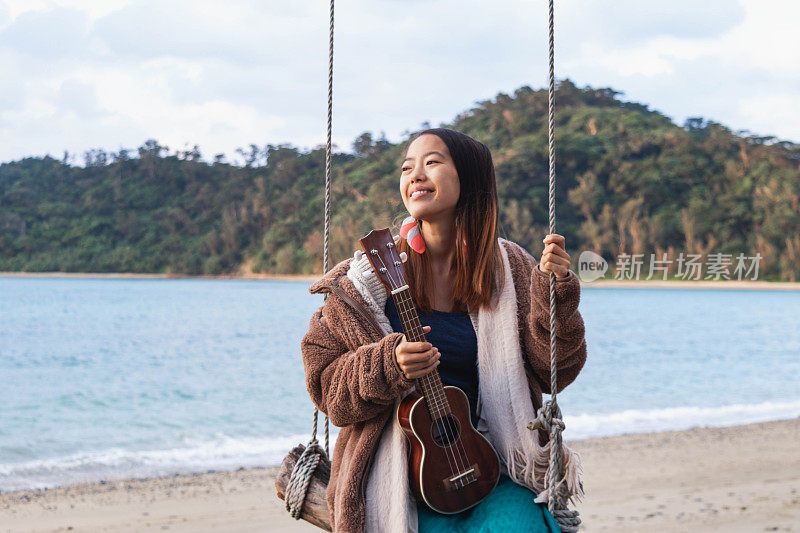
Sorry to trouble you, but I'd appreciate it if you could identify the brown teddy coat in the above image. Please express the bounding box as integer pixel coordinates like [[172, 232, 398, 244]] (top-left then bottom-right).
[[301, 238, 587, 532]]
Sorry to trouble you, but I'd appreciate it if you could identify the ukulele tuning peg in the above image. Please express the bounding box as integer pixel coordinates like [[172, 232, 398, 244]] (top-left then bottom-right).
[[399, 252, 408, 263]]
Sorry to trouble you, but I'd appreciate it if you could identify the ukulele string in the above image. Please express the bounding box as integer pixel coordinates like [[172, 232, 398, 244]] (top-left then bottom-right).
[[372, 246, 466, 480], [372, 248, 455, 440], [383, 254, 474, 484], [387, 253, 475, 485], [395, 286, 476, 486], [399, 298, 475, 487], [393, 291, 467, 481], [378, 244, 477, 486]]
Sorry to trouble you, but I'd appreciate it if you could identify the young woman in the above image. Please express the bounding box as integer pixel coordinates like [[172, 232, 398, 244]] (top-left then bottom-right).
[[302, 128, 587, 532]]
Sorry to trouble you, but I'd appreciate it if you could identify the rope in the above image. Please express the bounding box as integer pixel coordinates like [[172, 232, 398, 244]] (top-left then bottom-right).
[[320, 0, 334, 459], [530, 402, 581, 531], [285, 440, 326, 518], [529, 1, 582, 531], [285, 0, 334, 521]]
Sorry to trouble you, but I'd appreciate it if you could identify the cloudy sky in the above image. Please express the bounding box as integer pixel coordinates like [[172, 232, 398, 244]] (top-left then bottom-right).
[[0, 0, 797, 165]]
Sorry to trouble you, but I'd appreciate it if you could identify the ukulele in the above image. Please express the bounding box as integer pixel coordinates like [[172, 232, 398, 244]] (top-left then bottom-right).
[[360, 228, 500, 514]]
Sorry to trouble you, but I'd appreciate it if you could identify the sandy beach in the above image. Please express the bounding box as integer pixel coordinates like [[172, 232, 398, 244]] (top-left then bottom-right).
[[2, 418, 797, 532]]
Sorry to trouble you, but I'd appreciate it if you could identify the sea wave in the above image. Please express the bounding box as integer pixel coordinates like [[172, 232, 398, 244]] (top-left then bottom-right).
[[0, 432, 329, 492], [2, 398, 798, 492], [564, 398, 800, 440]]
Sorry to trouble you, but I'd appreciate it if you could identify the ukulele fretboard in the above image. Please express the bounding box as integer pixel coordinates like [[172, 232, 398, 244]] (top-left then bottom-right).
[[391, 286, 452, 419]]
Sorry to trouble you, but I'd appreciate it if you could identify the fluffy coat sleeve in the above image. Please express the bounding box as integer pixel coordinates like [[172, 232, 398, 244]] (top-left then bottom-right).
[[527, 265, 587, 393], [300, 295, 416, 427], [506, 241, 587, 395]]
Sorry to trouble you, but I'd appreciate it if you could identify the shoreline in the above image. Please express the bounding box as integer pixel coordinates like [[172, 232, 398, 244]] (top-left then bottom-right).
[[2, 417, 797, 532], [0, 271, 320, 283], [2, 270, 799, 290], [583, 278, 800, 290]]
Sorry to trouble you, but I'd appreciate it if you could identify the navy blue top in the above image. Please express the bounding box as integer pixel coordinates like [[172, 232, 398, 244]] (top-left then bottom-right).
[[385, 297, 480, 426]]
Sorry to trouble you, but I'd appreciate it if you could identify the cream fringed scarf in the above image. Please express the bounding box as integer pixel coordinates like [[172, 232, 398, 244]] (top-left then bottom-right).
[[346, 237, 584, 533]]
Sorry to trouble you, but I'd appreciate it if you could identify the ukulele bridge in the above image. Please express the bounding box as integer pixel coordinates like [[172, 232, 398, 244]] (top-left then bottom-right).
[[442, 463, 481, 492]]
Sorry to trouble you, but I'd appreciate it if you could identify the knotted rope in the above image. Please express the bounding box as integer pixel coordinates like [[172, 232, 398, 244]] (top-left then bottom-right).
[[285, 439, 327, 518], [528, 1, 583, 531], [529, 401, 582, 531], [285, 0, 335, 520]]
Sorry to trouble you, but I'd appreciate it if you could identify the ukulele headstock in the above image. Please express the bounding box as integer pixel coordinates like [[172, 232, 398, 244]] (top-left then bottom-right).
[[359, 228, 407, 293]]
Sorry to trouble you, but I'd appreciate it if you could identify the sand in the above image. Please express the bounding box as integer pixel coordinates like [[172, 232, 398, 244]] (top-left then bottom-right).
[[2, 418, 797, 532]]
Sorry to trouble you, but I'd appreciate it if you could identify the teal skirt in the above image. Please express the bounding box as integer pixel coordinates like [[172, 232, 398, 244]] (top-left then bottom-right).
[[417, 475, 561, 532]]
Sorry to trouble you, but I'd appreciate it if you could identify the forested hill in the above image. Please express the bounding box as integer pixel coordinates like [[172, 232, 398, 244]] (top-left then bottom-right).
[[1, 80, 799, 280]]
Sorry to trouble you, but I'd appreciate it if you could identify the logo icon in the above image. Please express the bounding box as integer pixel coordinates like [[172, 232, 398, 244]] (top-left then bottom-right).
[[578, 251, 607, 282]]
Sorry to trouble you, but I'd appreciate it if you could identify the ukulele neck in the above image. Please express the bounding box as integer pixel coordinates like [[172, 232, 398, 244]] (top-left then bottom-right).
[[391, 285, 452, 419]]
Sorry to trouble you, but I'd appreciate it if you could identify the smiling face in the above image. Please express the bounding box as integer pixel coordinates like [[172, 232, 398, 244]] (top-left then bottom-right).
[[399, 134, 460, 223]]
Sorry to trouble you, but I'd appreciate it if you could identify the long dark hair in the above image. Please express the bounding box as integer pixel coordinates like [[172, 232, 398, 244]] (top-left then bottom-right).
[[395, 128, 503, 313]]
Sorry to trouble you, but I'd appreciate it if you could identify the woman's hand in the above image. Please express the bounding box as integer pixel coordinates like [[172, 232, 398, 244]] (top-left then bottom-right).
[[395, 325, 440, 379], [538, 233, 571, 278]]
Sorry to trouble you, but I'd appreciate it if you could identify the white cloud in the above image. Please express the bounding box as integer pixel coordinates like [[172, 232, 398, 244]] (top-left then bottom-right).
[[559, 0, 800, 140], [0, 6, 91, 59], [739, 92, 800, 139], [557, 0, 746, 45], [0, 0, 797, 164]]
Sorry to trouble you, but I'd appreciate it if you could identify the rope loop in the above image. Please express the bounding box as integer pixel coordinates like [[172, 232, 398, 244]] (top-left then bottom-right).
[[552, 508, 582, 532], [527, 399, 565, 433], [285, 439, 328, 519], [528, 399, 580, 531]]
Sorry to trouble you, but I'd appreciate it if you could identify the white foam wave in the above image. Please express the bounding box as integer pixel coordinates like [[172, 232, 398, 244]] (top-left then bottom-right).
[[3, 399, 798, 492], [563, 398, 800, 440], [0, 431, 339, 492]]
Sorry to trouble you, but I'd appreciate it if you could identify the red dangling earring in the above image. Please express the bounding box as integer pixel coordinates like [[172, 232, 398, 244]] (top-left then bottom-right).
[[400, 216, 426, 254]]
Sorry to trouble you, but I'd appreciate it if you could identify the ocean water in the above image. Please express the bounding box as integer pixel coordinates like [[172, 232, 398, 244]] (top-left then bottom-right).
[[1, 277, 798, 492]]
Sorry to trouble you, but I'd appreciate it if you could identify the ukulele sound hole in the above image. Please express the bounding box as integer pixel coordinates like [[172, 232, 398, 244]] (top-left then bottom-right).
[[430, 415, 461, 447]]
